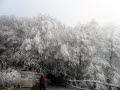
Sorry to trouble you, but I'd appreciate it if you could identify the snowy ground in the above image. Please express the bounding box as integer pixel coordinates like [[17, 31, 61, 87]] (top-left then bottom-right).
[[5, 86, 70, 90]]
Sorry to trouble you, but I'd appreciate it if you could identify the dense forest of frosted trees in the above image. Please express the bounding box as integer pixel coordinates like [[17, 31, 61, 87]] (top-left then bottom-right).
[[0, 15, 120, 90]]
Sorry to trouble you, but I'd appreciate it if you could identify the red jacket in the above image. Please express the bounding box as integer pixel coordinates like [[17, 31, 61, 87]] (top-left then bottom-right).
[[42, 76, 46, 81]]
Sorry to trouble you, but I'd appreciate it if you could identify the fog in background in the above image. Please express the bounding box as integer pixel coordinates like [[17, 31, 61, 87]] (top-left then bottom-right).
[[0, 0, 120, 26]]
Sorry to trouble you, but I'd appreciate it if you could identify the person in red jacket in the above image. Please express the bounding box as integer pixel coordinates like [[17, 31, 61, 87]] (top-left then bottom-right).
[[39, 73, 46, 90]]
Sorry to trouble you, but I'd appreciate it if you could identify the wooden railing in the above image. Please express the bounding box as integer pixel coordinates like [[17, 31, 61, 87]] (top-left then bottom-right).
[[68, 79, 120, 90]]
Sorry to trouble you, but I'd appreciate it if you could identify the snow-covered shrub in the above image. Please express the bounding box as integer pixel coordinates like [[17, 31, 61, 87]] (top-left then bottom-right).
[[0, 69, 20, 89]]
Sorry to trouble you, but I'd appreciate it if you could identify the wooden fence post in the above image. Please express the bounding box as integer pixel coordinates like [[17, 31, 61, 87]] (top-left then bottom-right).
[[93, 82, 96, 90]]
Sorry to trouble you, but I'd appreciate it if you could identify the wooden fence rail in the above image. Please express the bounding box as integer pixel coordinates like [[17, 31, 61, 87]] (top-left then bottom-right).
[[68, 80, 120, 90]]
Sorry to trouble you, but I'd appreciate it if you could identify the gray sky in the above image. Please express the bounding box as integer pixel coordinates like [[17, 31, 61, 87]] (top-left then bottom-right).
[[0, 0, 120, 26]]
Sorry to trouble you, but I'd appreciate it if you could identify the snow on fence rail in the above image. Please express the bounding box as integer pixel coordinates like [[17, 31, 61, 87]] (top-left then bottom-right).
[[68, 80, 120, 90]]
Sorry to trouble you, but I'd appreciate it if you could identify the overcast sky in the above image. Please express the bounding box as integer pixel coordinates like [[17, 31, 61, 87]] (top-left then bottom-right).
[[0, 0, 120, 26]]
